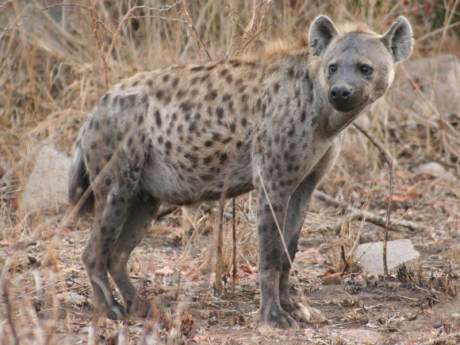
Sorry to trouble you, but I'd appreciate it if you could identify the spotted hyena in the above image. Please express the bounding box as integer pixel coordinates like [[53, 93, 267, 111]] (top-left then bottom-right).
[[69, 15, 413, 328]]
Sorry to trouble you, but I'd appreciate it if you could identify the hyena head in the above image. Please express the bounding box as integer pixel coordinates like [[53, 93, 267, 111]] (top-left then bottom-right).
[[309, 15, 413, 113]]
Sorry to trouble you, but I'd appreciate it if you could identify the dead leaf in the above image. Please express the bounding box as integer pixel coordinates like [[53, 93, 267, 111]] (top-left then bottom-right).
[[155, 266, 174, 276], [240, 264, 253, 274], [387, 192, 418, 202], [323, 271, 342, 285]]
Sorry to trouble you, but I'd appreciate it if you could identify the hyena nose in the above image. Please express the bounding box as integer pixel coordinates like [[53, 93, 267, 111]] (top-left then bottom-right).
[[330, 85, 352, 101]]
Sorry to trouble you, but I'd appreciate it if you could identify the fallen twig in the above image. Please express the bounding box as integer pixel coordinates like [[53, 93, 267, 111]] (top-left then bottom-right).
[[154, 189, 422, 233], [313, 191, 422, 232]]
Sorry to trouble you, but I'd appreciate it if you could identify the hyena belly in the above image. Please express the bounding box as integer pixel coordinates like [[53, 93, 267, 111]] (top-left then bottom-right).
[[141, 135, 254, 205]]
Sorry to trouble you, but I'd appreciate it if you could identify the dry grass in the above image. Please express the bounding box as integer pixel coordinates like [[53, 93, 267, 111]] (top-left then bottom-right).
[[1, 0, 460, 344]]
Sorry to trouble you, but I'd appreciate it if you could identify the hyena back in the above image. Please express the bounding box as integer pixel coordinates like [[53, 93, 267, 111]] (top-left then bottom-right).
[[69, 15, 413, 328]]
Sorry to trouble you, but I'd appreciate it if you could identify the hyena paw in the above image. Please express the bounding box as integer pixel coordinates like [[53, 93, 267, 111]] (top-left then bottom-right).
[[127, 297, 152, 318], [105, 299, 127, 320], [259, 304, 298, 329], [281, 300, 326, 324]]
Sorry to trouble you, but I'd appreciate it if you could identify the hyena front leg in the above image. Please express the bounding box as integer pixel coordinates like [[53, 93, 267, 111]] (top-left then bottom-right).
[[256, 190, 297, 329], [279, 144, 340, 323], [108, 193, 159, 317]]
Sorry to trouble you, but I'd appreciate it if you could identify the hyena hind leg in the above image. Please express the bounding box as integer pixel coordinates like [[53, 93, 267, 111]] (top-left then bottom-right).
[[108, 193, 159, 317], [82, 186, 136, 320]]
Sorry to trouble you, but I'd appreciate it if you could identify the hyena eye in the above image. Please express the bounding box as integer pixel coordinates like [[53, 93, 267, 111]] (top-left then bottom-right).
[[328, 64, 338, 75], [359, 64, 373, 76]]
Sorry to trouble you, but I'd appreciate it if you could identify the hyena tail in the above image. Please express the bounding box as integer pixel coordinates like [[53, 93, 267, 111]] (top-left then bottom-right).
[[68, 145, 94, 213]]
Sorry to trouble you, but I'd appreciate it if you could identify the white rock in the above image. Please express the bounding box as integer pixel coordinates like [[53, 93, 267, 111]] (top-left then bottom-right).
[[413, 161, 456, 181], [389, 55, 460, 119], [22, 145, 71, 213], [58, 291, 87, 306], [337, 329, 382, 344], [356, 239, 420, 275]]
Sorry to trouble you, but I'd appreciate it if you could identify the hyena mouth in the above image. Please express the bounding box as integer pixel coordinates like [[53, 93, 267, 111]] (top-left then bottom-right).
[[330, 97, 368, 113]]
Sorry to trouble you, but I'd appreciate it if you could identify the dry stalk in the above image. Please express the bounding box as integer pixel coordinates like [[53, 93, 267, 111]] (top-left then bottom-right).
[[214, 196, 225, 294], [256, 166, 293, 268], [340, 245, 349, 273], [353, 123, 394, 277], [88, 0, 110, 88], [232, 197, 237, 292], [1, 277, 19, 345], [233, 0, 272, 55], [180, 0, 212, 61], [437, 0, 460, 51]]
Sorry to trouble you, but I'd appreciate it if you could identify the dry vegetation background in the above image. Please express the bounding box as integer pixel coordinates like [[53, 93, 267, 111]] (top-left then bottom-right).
[[0, 0, 460, 344]]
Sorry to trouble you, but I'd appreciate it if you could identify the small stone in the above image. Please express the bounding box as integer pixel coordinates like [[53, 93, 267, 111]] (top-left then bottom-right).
[[413, 161, 456, 181], [296, 248, 326, 265], [57, 291, 87, 306], [22, 145, 72, 213], [388, 55, 460, 119], [337, 329, 382, 344], [356, 239, 420, 275]]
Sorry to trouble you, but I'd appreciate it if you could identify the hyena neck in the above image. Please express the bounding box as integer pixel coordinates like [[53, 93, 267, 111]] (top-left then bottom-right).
[[326, 105, 367, 136]]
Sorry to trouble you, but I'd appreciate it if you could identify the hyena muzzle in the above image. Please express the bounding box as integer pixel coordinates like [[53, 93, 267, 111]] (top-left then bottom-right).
[[68, 15, 413, 328]]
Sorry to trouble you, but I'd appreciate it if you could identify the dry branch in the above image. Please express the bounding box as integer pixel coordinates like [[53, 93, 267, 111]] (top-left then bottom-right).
[[233, 0, 272, 55], [314, 191, 422, 232], [180, 0, 212, 61], [154, 187, 423, 234], [88, 0, 110, 88], [2, 278, 20, 345]]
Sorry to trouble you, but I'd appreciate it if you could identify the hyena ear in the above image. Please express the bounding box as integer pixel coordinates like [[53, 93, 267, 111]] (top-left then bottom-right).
[[381, 16, 414, 63], [308, 15, 339, 56]]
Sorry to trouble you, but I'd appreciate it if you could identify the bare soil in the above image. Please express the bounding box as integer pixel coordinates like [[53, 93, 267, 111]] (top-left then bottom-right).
[[1, 170, 459, 345]]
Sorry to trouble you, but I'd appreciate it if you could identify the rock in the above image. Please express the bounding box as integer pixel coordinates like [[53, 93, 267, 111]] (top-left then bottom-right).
[[322, 272, 342, 285], [413, 161, 456, 181], [388, 55, 460, 119], [356, 239, 420, 275], [296, 248, 326, 266], [57, 291, 87, 306], [22, 145, 71, 213], [336, 329, 382, 344]]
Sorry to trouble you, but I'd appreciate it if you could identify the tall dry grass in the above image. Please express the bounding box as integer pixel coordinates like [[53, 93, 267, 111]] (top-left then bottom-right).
[[0, 1, 458, 176]]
